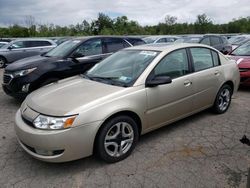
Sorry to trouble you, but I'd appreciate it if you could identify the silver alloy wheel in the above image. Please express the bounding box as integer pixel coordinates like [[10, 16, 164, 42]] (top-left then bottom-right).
[[0, 59, 4, 68], [218, 88, 231, 112], [104, 122, 134, 157]]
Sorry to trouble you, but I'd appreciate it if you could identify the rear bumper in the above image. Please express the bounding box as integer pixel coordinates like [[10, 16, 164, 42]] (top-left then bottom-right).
[[15, 109, 103, 162]]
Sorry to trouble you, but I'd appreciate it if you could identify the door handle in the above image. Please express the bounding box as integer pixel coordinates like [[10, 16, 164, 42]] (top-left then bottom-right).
[[184, 80, 192, 87], [214, 71, 220, 76]]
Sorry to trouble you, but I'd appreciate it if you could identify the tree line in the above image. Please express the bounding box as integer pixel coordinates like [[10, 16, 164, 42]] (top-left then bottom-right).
[[0, 13, 250, 37]]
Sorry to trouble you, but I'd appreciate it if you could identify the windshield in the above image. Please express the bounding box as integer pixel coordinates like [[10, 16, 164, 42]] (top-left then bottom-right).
[[143, 37, 158, 44], [45, 40, 81, 57], [85, 50, 159, 87], [231, 41, 250, 56], [228, 36, 250, 45]]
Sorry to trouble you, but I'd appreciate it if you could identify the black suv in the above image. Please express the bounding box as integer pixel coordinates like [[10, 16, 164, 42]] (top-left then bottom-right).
[[2, 36, 145, 99], [175, 34, 232, 54]]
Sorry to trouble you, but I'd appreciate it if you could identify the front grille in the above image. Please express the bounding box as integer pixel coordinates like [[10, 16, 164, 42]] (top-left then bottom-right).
[[3, 74, 12, 84], [239, 68, 249, 72]]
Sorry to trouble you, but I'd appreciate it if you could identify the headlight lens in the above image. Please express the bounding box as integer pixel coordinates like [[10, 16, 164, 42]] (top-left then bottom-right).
[[13, 67, 37, 77], [33, 115, 76, 130]]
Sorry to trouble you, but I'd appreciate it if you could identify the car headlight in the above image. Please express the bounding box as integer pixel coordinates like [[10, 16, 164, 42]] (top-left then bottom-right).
[[13, 67, 37, 77], [33, 115, 77, 130]]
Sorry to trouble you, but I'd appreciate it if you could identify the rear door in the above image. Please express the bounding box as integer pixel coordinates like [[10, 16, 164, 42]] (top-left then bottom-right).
[[145, 48, 195, 130], [103, 37, 130, 55], [188, 47, 223, 110]]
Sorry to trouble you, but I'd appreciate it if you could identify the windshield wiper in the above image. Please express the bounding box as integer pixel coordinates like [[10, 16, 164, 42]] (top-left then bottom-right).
[[84, 75, 129, 87], [88, 76, 120, 80]]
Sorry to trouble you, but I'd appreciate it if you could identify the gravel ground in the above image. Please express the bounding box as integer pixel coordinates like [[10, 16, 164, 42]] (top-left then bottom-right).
[[0, 69, 249, 188]]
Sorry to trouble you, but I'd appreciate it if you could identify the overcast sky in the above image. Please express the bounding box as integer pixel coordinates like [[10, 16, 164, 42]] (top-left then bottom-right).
[[0, 0, 249, 27]]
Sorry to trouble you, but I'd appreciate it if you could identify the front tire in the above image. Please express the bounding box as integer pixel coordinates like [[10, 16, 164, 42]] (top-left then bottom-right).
[[96, 116, 139, 163], [212, 84, 232, 114]]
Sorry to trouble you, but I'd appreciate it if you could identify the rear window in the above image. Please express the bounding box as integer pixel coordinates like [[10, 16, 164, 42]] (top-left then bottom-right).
[[125, 38, 145, 46], [210, 37, 221, 46]]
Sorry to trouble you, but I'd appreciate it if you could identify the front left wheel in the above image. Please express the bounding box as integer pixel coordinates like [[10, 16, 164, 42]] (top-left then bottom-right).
[[95, 115, 139, 163]]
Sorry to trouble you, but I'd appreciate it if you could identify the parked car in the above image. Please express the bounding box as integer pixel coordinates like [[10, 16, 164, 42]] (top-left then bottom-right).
[[228, 35, 250, 50], [175, 35, 232, 54], [228, 41, 250, 86], [143, 36, 178, 44], [0, 38, 57, 68], [15, 43, 239, 163], [2, 36, 145, 99], [0, 42, 9, 48]]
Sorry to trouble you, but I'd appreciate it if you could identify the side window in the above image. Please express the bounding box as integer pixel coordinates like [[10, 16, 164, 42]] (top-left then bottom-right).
[[103, 38, 128, 53], [190, 48, 214, 71], [154, 49, 189, 79], [167, 38, 175, 42], [35, 41, 52, 46], [72, 39, 102, 57], [211, 51, 220, 66], [221, 37, 228, 44], [25, 41, 40, 47], [157, 38, 166, 43], [210, 37, 221, 46], [200, 37, 210, 45], [11, 41, 26, 49]]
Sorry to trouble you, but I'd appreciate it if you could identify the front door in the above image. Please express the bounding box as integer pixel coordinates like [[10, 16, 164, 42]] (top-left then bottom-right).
[[145, 49, 194, 131]]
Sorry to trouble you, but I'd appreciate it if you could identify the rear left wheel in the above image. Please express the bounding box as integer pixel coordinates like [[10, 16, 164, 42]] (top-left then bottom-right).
[[212, 84, 232, 114], [96, 116, 139, 163]]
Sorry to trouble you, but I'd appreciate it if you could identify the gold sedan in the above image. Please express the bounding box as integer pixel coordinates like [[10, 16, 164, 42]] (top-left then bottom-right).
[[15, 43, 240, 163]]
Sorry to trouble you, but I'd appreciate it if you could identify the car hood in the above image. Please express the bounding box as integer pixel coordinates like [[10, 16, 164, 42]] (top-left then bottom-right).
[[25, 76, 126, 116], [5, 55, 61, 71], [229, 55, 250, 68]]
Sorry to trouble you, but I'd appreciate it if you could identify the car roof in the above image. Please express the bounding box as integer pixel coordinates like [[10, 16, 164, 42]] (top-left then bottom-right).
[[126, 43, 216, 52], [73, 35, 143, 41]]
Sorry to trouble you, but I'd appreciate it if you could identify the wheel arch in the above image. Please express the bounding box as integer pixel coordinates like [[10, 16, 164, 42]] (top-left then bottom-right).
[[93, 110, 142, 154]]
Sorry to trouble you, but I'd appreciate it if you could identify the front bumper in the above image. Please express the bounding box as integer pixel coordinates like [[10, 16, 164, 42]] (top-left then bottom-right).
[[240, 71, 250, 86], [15, 109, 102, 162]]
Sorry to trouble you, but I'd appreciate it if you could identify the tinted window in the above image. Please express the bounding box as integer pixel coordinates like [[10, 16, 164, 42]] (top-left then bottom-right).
[[72, 39, 102, 57], [103, 38, 129, 53], [210, 37, 221, 46], [154, 49, 189, 79], [190, 48, 214, 71], [200, 37, 210, 45]]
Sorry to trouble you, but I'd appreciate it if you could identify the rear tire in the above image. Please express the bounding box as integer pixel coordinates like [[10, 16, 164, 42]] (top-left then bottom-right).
[[212, 84, 232, 114], [0, 57, 7, 68], [96, 115, 139, 163]]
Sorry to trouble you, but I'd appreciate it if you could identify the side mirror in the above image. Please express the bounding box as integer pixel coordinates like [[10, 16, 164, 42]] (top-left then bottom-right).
[[7, 46, 13, 50], [146, 76, 172, 87], [71, 52, 84, 58]]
